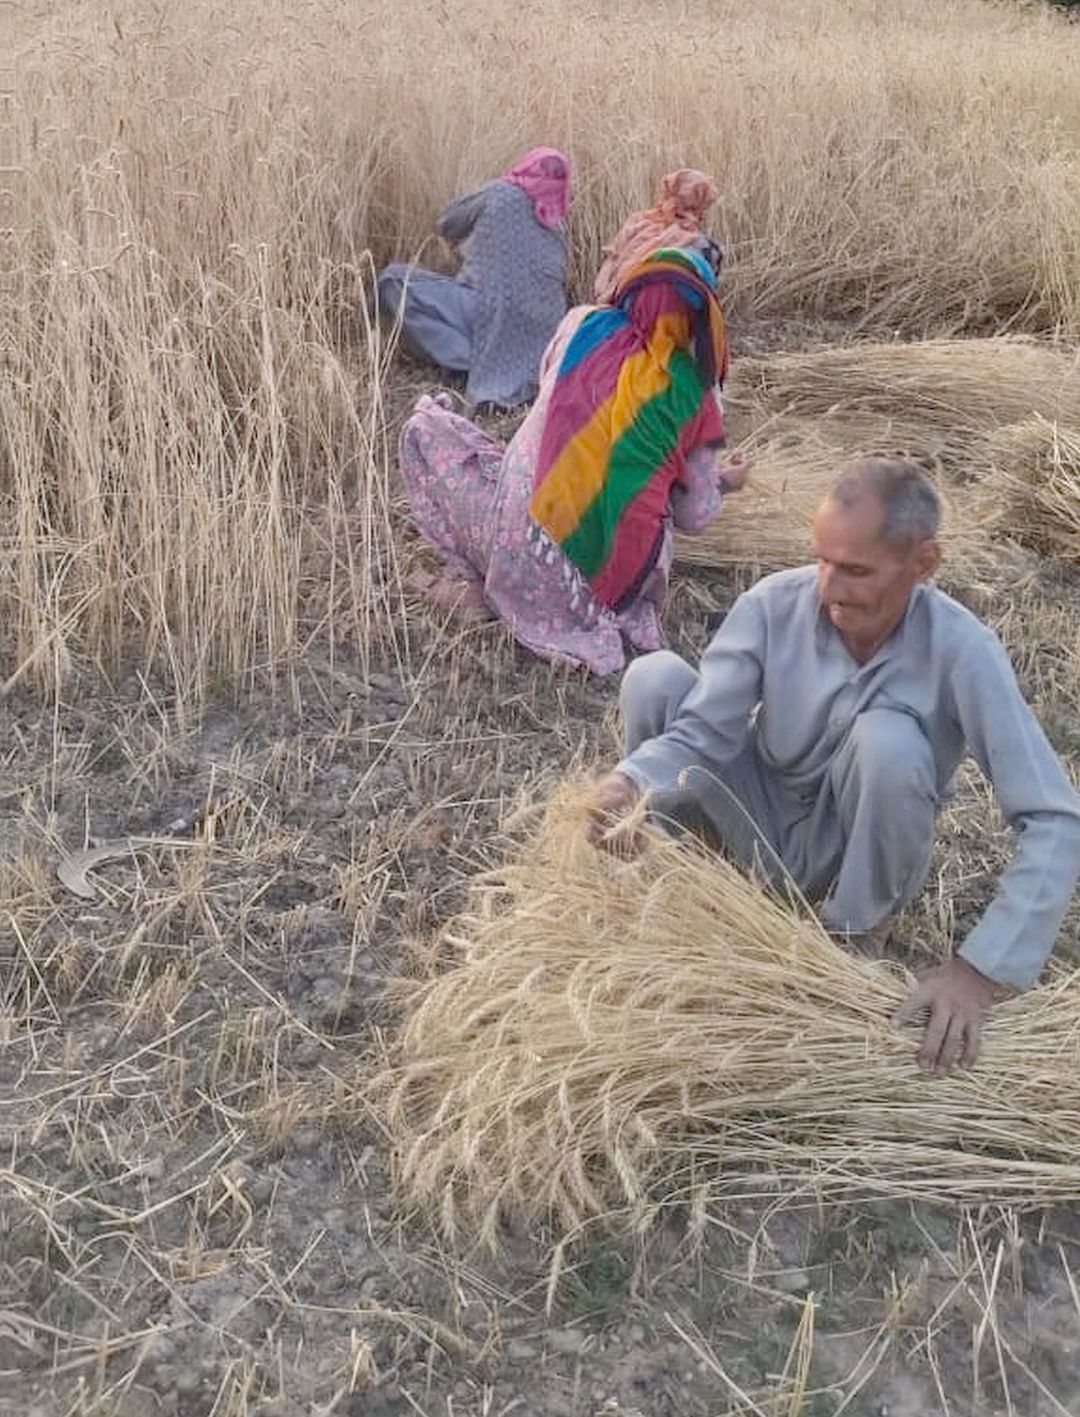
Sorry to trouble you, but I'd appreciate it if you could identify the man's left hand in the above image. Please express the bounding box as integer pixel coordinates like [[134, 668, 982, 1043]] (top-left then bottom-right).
[[893, 956, 999, 1073]]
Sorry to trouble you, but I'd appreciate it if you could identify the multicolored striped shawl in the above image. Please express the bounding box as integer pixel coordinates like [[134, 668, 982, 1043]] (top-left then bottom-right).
[[528, 247, 728, 613]]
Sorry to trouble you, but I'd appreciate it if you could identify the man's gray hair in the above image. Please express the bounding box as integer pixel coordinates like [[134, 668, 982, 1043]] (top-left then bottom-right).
[[827, 456, 942, 546]]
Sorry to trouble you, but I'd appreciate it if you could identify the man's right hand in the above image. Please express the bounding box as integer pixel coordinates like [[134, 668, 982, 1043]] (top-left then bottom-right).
[[586, 772, 644, 856]]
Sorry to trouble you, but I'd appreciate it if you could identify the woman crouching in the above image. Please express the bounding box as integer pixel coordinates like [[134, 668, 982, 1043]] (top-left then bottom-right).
[[398, 247, 751, 676]]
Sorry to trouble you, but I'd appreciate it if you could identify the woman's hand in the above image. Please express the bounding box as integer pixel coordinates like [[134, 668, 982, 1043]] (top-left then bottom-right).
[[718, 450, 753, 493]]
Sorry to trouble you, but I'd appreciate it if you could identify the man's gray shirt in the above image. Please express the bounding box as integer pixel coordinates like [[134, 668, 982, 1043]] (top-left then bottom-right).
[[618, 566, 1080, 989]]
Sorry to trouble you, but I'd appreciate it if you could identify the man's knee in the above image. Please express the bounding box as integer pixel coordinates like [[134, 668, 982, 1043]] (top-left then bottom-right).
[[841, 709, 936, 796], [619, 650, 696, 719], [619, 651, 697, 750]]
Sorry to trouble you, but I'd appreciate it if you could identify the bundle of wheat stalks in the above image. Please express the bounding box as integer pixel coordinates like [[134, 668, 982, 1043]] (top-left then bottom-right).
[[379, 786, 1080, 1244], [681, 337, 1080, 575], [987, 417, 1080, 566]]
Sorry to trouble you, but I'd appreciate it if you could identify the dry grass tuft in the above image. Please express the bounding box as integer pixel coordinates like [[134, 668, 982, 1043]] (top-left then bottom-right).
[[379, 784, 1080, 1246], [681, 337, 1080, 575]]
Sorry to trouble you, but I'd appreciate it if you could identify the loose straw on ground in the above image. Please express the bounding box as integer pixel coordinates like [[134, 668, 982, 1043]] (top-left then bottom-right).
[[679, 338, 1080, 576], [378, 785, 1080, 1245]]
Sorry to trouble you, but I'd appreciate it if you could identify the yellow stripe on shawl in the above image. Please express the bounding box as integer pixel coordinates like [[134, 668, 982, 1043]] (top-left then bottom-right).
[[530, 312, 687, 543]]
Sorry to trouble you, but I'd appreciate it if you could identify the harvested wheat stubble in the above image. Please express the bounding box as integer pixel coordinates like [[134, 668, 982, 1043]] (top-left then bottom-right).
[[380, 786, 1080, 1244], [680, 337, 1080, 574]]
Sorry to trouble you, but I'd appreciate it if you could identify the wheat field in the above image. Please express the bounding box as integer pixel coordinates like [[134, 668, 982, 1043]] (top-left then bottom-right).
[[6, 0, 1080, 1413], [6, 0, 1080, 702]]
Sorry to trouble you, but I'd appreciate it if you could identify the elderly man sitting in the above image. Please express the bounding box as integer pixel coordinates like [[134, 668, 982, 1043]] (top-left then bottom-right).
[[589, 456, 1080, 1071]]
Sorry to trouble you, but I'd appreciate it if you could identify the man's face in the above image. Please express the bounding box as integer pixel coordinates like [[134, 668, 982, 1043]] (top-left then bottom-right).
[[812, 493, 938, 653]]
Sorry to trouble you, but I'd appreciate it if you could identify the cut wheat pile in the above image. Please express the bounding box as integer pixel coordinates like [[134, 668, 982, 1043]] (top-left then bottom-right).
[[379, 785, 1080, 1244], [681, 338, 1080, 575], [987, 418, 1080, 567], [735, 339, 1080, 448]]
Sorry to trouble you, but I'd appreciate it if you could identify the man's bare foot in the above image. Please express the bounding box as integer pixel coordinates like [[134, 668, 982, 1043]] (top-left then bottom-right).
[[830, 915, 893, 960]]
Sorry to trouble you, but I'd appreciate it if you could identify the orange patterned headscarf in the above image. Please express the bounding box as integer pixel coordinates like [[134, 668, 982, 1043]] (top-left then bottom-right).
[[594, 168, 719, 302]]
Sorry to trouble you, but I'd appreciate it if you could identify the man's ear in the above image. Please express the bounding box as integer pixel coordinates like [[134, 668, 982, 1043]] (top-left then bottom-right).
[[914, 538, 942, 582]]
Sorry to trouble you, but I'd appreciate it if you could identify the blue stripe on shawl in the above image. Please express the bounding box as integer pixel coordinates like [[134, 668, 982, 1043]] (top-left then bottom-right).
[[558, 306, 627, 376]]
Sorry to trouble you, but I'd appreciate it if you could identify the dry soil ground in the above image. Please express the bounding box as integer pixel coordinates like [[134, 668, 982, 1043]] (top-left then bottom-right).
[[6, 389, 1080, 1415]]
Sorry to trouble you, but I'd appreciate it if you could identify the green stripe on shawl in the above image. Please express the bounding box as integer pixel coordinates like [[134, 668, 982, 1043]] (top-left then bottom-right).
[[561, 349, 705, 578]]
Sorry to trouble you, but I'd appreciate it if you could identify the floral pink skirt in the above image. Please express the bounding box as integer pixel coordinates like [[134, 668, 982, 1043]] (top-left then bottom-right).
[[398, 393, 666, 675]]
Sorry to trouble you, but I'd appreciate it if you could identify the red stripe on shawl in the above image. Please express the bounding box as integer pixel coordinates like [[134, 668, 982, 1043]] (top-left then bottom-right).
[[534, 284, 693, 489], [687, 385, 725, 450], [588, 450, 682, 607], [532, 328, 635, 484], [588, 389, 726, 607]]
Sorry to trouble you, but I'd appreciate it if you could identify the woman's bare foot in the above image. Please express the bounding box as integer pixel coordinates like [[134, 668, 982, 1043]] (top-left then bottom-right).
[[407, 568, 493, 621]]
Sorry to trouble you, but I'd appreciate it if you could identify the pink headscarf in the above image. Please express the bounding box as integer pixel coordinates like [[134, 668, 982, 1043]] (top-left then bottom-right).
[[594, 168, 720, 302], [504, 147, 573, 230]]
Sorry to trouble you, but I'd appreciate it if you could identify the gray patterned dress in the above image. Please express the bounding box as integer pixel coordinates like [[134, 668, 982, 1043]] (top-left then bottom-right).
[[377, 180, 567, 410]]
